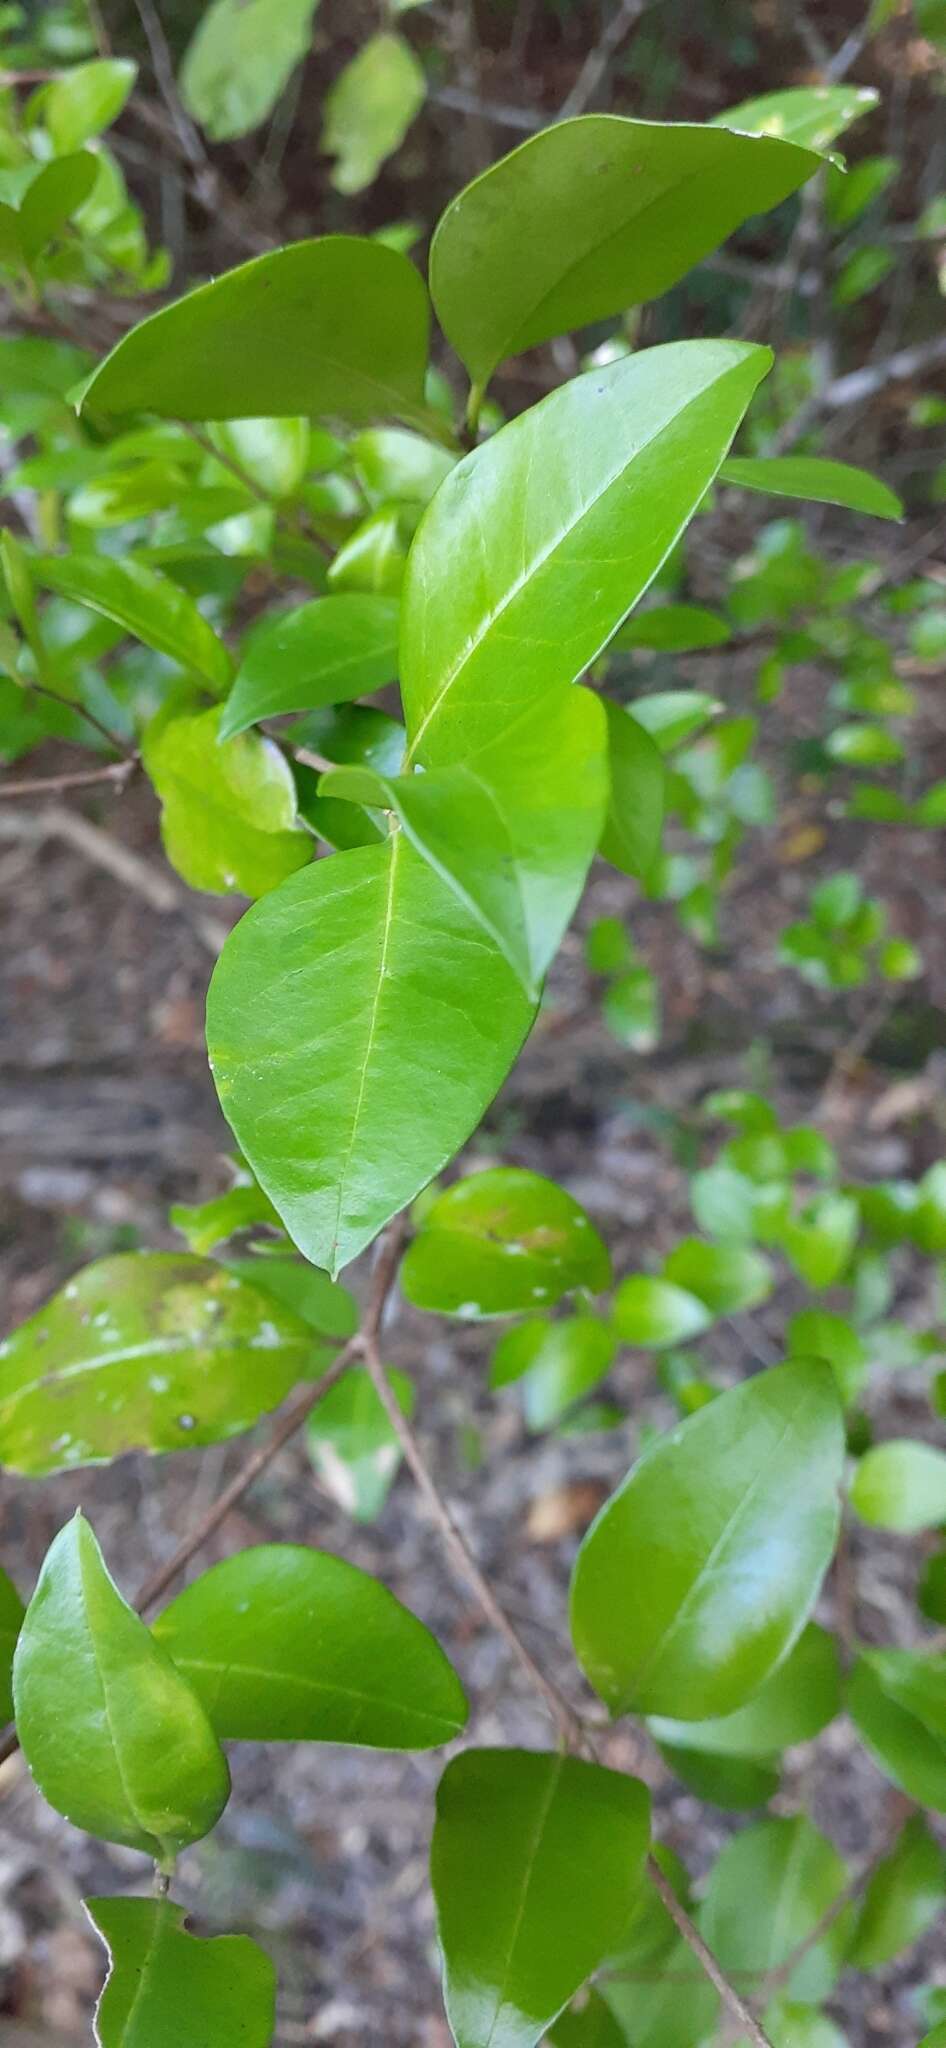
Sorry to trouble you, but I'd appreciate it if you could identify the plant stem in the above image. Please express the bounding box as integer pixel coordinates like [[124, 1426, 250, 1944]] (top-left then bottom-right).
[[0, 759, 139, 801]]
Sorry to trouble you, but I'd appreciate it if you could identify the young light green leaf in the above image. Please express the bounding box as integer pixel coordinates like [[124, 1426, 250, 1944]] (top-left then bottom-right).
[[490, 1316, 617, 1431], [431, 1748, 649, 2048], [209, 415, 311, 497], [849, 1817, 945, 1968], [648, 1623, 841, 1760], [400, 342, 771, 768], [306, 1363, 413, 1520], [780, 1194, 858, 1290], [611, 604, 730, 653], [0, 1252, 325, 1475], [712, 84, 878, 154], [18, 152, 100, 261], [430, 117, 817, 386], [401, 1167, 610, 1318], [611, 1275, 712, 1348], [599, 702, 664, 880], [662, 1237, 773, 1314], [14, 1514, 228, 1863], [322, 684, 607, 995], [180, 0, 319, 140], [207, 837, 533, 1274], [631, 690, 721, 751], [850, 1439, 946, 1532], [220, 594, 400, 740], [44, 58, 137, 151], [323, 32, 426, 195], [721, 457, 902, 520], [848, 1656, 946, 1812], [152, 1543, 466, 1746], [76, 239, 431, 428], [699, 1817, 851, 2003], [0, 1565, 25, 1722], [570, 1359, 844, 1718], [143, 707, 310, 897], [86, 1896, 275, 2048], [169, 1182, 283, 1255], [32, 551, 232, 690]]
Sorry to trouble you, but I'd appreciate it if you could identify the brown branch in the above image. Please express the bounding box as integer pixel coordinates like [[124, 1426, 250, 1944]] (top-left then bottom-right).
[[0, 759, 138, 801]]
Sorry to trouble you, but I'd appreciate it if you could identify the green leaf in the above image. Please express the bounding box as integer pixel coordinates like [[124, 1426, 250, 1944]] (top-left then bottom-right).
[[548, 1990, 627, 2048], [170, 1182, 283, 1255], [227, 1256, 358, 1340], [0, 1251, 325, 1475], [400, 342, 771, 768], [850, 1438, 946, 1532], [570, 1359, 843, 1718], [143, 707, 310, 897], [429, 117, 817, 386], [209, 416, 311, 497], [32, 551, 232, 690], [648, 1623, 840, 1759], [662, 1237, 773, 1314], [721, 457, 901, 520], [611, 603, 730, 653], [87, 1896, 275, 2048], [599, 703, 664, 880], [352, 426, 454, 506], [13, 1514, 228, 1864], [220, 595, 400, 740], [306, 1362, 413, 1520], [848, 1656, 946, 1812], [0, 1565, 25, 1723], [322, 684, 607, 995], [18, 151, 99, 260], [849, 1816, 945, 1968], [700, 1817, 851, 2002], [44, 58, 137, 151], [780, 1194, 858, 1290], [180, 0, 319, 141], [207, 837, 533, 1274], [611, 1275, 712, 1348], [76, 239, 431, 429], [655, 1743, 780, 1809], [153, 1542, 466, 1745], [401, 1168, 610, 1318], [630, 690, 721, 751], [431, 1748, 649, 2048], [323, 32, 426, 195], [712, 84, 878, 154], [786, 1309, 867, 1405], [603, 967, 660, 1051], [490, 1316, 617, 1430]]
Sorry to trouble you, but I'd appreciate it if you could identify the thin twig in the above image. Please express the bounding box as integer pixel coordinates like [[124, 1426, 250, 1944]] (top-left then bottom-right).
[[0, 759, 137, 800], [559, 0, 649, 119], [759, 1794, 912, 2000], [21, 677, 135, 760], [646, 1856, 774, 2048]]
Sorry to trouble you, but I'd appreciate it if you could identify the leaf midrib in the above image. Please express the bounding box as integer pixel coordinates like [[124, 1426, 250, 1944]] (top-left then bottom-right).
[[169, 1653, 460, 1732]]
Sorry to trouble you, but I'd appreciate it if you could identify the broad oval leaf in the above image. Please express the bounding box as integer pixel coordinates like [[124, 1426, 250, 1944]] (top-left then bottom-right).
[[0, 1565, 25, 1722], [87, 1896, 275, 2048], [76, 238, 431, 428], [699, 1817, 851, 2004], [712, 85, 878, 154], [44, 57, 137, 151], [143, 707, 310, 897], [662, 1237, 773, 1314], [220, 594, 401, 741], [32, 550, 232, 690], [400, 341, 771, 768], [490, 1316, 617, 1431], [611, 603, 730, 653], [152, 1543, 467, 1746], [322, 684, 608, 995], [306, 1361, 413, 1521], [849, 1816, 945, 1969], [848, 1655, 946, 1812], [430, 116, 817, 385], [180, 0, 320, 141], [849, 1438, 946, 1532], [431, 1748, 649, 2048], [226, 1256, 358, 1340], [648, 1622, 840, 1760], [570, 1359, 844, 1718], [611, 1274, 712, 1348], [0, 1252, 326, 1475], [599, 702, 664, 881], [13, 1514, 229, 1863], [323, 31, 426, 195], [721, 457, 901, 520], [401, 1167, 610, 1318], [18, 151, 100, 261], [207, 837, 533, 1274]]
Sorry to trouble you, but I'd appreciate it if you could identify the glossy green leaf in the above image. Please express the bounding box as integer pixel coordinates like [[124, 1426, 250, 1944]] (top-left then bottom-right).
[[323, 32, 426, 195], [180, 0, 319, 140], [611, 1275, 712, 1348], [153, 1543, 466, 1745], [327, 505, 407, 594], [490, 1316, 617, 1430], [850, 1438, 946, 1532], [599, 702, 664, 880], [14, 1514, 228, 1864], [662, 1237, 773, 1314], [32, 551, 231, 690], [548, 1990, 627, 2048], [628, 689, 721, 751], [700, 1817, 851, 2003], [44, 58, 136, 151], [713, 84, 878, 154], [431, 1748, 649, 2048], [849, 1816, 944, 1968], [220, 595, 400, 741], [401, 1168, 610, 1318], [570, 1359, 844, 1718], [611, 603, 730, 653], [322, 684, 607, 995], [648, 1622, 840, 1760], [0, 1565, 25, 1723], [77, 239, 431, 428], [306, 1363, 413, 1520], [210, 416, 311, 497], [87, 1896, 275, 2048], [400, 342, 771, 767], [352, 426, 454, 506], [430, 117, 817, 385], [655, 1742, 779, 1809], [0, 1252, 324, 1475], [144, 707, 310, 897], [848, 1656, 946, 1812], [721, 457, 901, 520], [18, 152, 99, 260], [207, 837, 533, 1274], [227, 1256, 358, 1340]]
